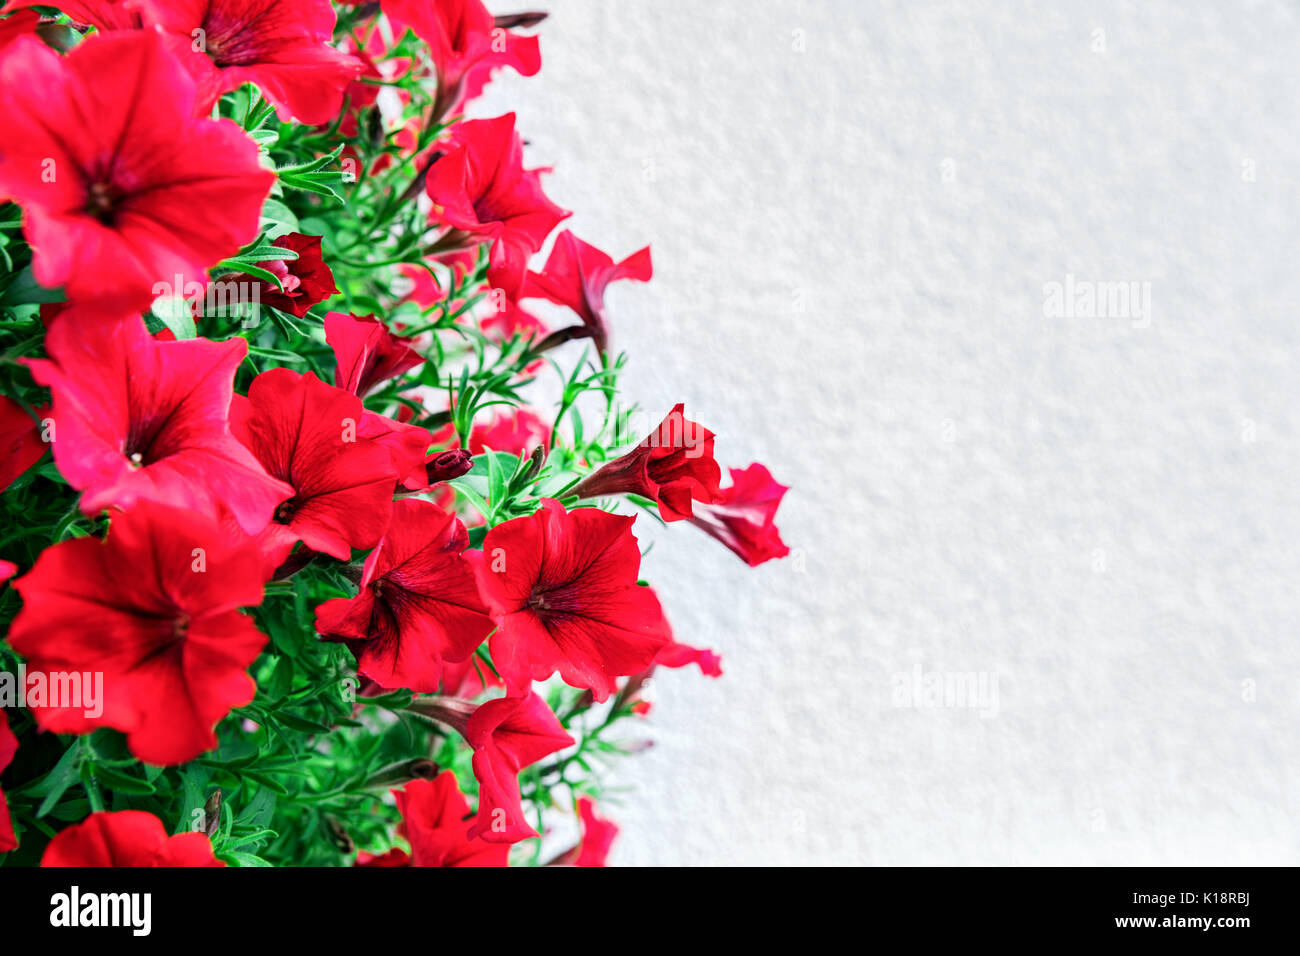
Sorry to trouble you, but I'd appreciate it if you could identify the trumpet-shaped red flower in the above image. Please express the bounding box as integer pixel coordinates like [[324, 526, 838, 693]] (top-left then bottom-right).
[[230, 369, 397, 561], [0, 31, 273, 311], [473, 499, 671, 699], [0, 394, 48, 490], [242, 234, 338, 318], [551, 797, 618, 866], [9, 504, 270, 765], [690, 463, 791, 566], [425, 113, 569, 298], [393, 772, 510, 866], [42, 810, 224, 866], [465, 692, 573, 843], [523, 230, 652, 356], [383, 0, 541, 119], [570, 403, 720, 521], [315, 499, 494, 692], [325, 311, 423, 396], [0, 708, 16, 853], [25, 316, 293, 533], [131, 0, 362, 124]]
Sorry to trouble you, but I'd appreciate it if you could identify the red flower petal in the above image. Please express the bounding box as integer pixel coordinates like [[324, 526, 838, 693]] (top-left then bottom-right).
[[394, 772, 510, 866], [0, 394, 48, 490], [0, 709, 17, 852], [325, 311, 423, 396], [41, 810, 224, 866]]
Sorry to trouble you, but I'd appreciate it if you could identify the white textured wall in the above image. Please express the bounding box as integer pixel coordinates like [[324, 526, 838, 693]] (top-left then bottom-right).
[[475, 0, 1300, 864]]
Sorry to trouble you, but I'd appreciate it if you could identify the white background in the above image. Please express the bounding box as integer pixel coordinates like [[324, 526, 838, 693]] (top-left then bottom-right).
[[476, 0, 1300, 864]]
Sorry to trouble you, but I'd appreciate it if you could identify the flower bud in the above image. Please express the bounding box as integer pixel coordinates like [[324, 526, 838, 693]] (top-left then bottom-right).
[[426, 448, 474, 484]]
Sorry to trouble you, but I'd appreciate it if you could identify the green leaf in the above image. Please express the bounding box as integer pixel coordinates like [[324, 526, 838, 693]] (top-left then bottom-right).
[[1, 265, 63, 306]]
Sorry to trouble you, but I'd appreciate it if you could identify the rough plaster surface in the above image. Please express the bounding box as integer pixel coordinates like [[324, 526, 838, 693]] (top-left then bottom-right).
[[474, 0, 1300, 864]]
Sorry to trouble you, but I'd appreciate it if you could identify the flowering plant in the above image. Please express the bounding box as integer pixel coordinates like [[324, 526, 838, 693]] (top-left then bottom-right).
[[0, 0, 788, 867]]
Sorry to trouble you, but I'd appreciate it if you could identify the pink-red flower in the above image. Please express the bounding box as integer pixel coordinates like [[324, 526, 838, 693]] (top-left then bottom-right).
[[0, 394, 47, 490], [552, 797, 618, 866], [523, 230, 652, 356], [25, 315, 293, 533], [240, 233, 338, 318], [472, 499, 671, 700], [465, 692, 573, 842], [315, 498, 494, 692], [131, 0, 362, 124], [425, 113, 570, 298], [383, 0, 541, 120], [42, 810, 224, 866], [690, 463, 791, 566], [0, 708, 16, 852], [570, 403, 720, 521], [9, 504, 271, 764], [393, 771, 510, 866], [325, 311, 423, 397], [0, 30, 273, 310], [230, 369, 397, 561]]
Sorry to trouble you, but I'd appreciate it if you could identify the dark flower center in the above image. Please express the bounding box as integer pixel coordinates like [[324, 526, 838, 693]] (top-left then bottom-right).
[[85, 180, 122, 225], [274, 500, 299, 524]]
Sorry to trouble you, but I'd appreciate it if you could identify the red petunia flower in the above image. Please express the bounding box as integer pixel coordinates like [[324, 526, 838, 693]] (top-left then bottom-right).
[[551, 797, 618, 866], [469, 407, 551, 457], [0, 708, 17, 852], [315, 498, 494, 692], [689, 463, 791, 566], [464, 692, 573, 843], [241, 233, 338, 318], [25, 316, 293, 533], [425, 113, 569, 299], [383, 0, 541, 120], [131, 0, 362, 124], [325, 311, 423, 397], [0, 394, 48, 490], [9, 504, 271, 765], [393, 771, 510, 866], [0, 31, 273, 311], [570, 403, 720, 521], [523, 230, 652, 356], [231, 369, 398, 561], [472, 499, 671, 700], [42, 810, 224, 866]]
